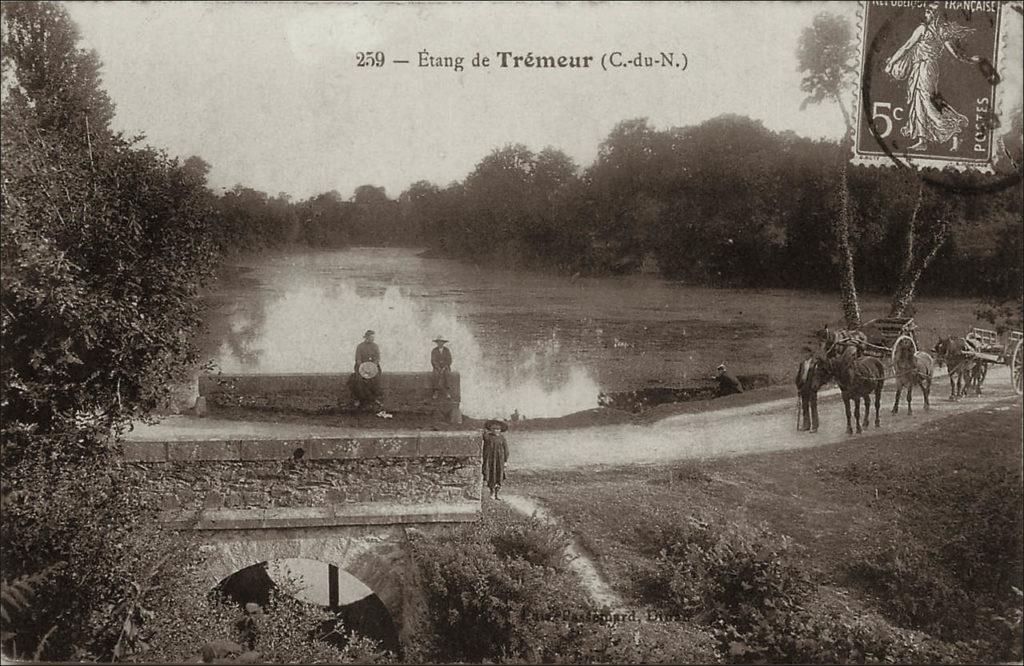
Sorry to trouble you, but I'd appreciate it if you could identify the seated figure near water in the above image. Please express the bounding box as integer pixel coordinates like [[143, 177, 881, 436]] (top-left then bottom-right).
[[714, 363, 744, 397], [349, 329, 382, 410], [430, 337, 452, 399]]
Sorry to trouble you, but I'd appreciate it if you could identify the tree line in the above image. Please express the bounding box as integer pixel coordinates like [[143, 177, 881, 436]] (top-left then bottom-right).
[[220, 118, 1022, 309]]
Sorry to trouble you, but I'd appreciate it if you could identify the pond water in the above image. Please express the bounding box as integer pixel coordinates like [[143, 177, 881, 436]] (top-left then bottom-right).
[[198, 247, 984, 419]]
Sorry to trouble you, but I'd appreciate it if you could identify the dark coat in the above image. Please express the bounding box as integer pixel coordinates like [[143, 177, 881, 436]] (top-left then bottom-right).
[[431, 346, 452, 370], [716, 371, 744, 396], [482, 431, 508, 489], [355, 340, 380, 370]]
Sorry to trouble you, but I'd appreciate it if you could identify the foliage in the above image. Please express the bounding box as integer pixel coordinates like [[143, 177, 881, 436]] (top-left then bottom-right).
[[487, 514, 573, 571], [1, 3, 223, 662], [410, 521, 594, 663], [637, 516, 812, 632], [133, 586, 394, 664], [0, 455, 201, 661], [796, 13, 857, 123], [720, 602, 983, 664]]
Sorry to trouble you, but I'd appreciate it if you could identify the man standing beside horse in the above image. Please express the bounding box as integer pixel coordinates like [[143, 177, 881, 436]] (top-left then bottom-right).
[[795, 347, 824, 433]]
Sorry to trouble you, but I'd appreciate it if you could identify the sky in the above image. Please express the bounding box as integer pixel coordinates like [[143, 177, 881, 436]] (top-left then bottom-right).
[[60, 1, 1011, 200]]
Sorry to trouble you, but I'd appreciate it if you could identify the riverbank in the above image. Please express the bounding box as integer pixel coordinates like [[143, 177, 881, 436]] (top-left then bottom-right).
[[507, 403, 1024, 662]]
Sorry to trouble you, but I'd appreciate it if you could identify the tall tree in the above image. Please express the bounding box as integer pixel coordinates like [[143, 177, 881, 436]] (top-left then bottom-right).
[[797, 12, 862, 328]]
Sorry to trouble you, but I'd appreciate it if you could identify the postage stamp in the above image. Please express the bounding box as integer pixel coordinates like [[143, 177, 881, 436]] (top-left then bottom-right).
[[853, 0, 1006, 172]]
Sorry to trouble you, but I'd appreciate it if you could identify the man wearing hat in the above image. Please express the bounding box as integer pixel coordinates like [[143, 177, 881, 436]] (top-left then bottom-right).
[[430, 337, 453, 399], [481, 419, 509, 500], [350, 330, 382, 409], [714, 363, 744, 397]]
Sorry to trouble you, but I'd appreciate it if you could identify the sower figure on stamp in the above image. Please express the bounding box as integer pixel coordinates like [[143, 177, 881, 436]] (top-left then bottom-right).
[[349, 329, 382, 410], [481, 419, 508, 500], [883, 1, 981, 152], [430, 337, 452, 399]]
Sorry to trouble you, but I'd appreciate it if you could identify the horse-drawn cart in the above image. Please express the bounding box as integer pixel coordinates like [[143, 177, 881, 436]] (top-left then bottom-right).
[[963, 327, 1024, 395], [819, 317, 918, 364], [862, 317, 919, 365]]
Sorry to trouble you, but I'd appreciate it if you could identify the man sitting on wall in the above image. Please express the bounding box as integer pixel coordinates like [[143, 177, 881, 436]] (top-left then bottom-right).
[[349, 329, 382, 410], [431, 337, 453, 399]]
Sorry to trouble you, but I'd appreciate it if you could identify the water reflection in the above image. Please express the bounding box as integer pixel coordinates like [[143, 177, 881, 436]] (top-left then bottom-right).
[[199, 248, 983, 420], [202, 261, 601, 418]]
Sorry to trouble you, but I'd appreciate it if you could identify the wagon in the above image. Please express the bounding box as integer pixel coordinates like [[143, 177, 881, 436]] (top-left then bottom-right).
[[822, 317, 919, 362], [859, 317, 920, 365], [962, 327, 1024, 395]]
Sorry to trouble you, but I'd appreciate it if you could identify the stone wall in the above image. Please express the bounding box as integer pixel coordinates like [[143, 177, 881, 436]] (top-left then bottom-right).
[[124, 432, 481, 530], [198, 372, 461, 422], [138, 457, 477, 513]]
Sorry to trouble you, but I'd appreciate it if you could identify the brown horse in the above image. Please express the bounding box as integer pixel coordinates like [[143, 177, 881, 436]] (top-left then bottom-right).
[[891, 337, 933, 414], [819, 347, 885, 434], [814, 324, 868, 358], [932, 337, 972, 400], [963, 359, 987, 396]]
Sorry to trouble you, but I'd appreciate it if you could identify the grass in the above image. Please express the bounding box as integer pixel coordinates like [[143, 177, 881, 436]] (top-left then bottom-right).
[[511, 400, 1024, 659]]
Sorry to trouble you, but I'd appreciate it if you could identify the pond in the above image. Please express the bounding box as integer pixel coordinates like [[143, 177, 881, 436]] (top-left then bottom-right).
[[198, 247, 983, 419]]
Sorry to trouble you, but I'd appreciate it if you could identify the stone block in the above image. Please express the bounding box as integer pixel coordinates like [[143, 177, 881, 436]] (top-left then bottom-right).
[[242, 491, 266, 506], [204, 491, 223, 509], [166, 441, 238, 461], [121, 441, 167, 462], [325, 489, 348, 504]]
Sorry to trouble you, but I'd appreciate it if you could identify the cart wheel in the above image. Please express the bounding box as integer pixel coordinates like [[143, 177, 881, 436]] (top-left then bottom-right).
[[1012, 339, 1023, 396], [891, 334, 917, 367]]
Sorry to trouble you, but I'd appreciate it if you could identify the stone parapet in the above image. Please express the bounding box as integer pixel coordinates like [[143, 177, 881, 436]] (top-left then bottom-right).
[[128, 430, 482, 528], [198, 372, 461, 422]]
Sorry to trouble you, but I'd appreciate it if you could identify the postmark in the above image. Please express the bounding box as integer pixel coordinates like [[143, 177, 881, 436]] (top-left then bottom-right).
[[853, 1, 1006, 174]]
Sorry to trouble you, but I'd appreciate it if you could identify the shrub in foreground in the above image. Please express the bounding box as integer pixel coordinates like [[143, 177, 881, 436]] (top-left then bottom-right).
[[411, 528, 593, 662], [638, 516, 812, 631], [132, 585, 393, 664]]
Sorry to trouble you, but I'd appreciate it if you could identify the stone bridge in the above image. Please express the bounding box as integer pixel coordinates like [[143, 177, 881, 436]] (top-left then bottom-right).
[[123, 420, 482, 649]]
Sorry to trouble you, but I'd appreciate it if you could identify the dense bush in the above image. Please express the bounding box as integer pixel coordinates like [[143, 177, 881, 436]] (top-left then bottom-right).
[[411, 526, 593, 663], [0, 3, 224, 660], [487, 514, 573, 571], [637, 516, 812, 631], [133, 586, 394, 664], [721, 603, 984, 664], [629, 514, 998, 663]]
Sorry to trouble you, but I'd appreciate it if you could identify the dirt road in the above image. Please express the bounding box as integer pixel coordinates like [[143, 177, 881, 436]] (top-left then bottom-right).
[[509, 366, 1021, 470]]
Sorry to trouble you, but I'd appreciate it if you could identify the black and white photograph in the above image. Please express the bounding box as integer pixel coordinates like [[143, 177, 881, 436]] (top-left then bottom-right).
[[1, 1, 1022, 663]]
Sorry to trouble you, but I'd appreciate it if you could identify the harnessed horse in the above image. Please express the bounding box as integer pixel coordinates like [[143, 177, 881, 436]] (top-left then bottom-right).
[[892, 336, 933, 414], [818, 346, 886, 434], [932, 337, 973, 400], [815, 325, 869, 359]]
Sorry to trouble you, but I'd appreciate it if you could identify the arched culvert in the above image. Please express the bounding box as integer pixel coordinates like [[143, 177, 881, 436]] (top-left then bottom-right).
[[214, 558, 401, 655]]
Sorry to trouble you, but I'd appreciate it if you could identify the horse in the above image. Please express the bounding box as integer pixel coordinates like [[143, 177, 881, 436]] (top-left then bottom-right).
[[932, 337, 972, 400], [818, 346, 885, 434], [891, 336, 933, 414], [795, 352, 829, 433], [963, 359, 987, 396], [814, 324, 868, 359]]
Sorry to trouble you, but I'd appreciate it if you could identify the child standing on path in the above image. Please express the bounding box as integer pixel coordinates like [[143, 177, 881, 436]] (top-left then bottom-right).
[[481, 420, 509, 500]]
